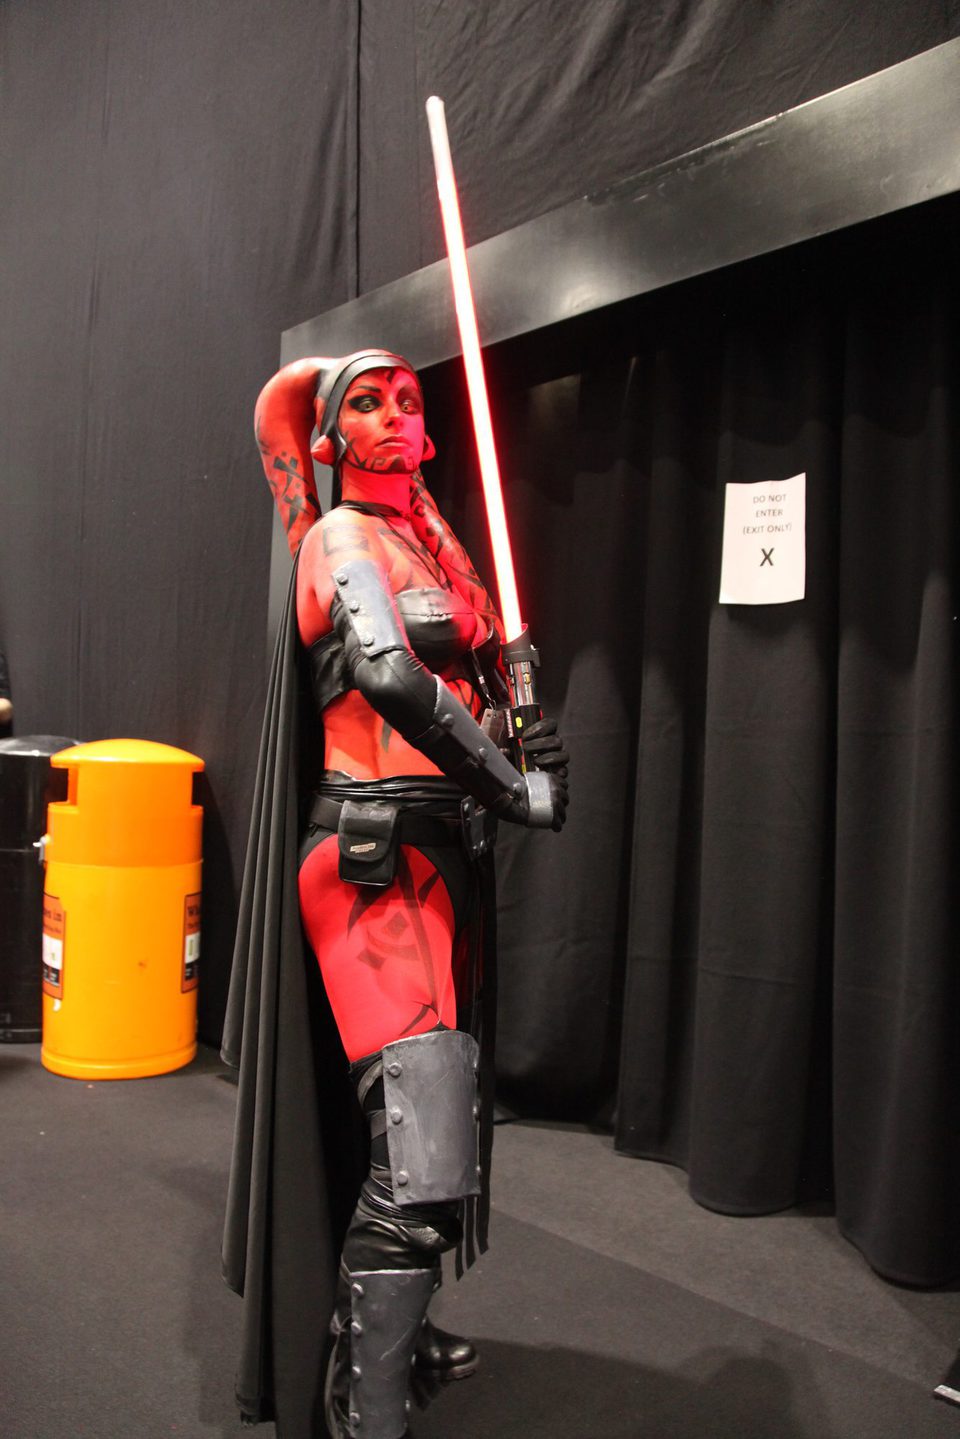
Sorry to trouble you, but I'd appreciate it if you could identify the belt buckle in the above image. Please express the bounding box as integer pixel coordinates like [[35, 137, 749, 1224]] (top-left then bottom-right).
[[460, 796, 488, 859]]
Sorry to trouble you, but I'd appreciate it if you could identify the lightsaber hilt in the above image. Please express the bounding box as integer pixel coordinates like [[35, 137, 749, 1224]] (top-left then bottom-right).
[[502, 625, 541, 768]]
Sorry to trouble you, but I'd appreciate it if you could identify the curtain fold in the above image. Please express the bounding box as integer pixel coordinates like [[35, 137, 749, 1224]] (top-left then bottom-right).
[[3, 0, 958, 1293], [0, 0, 355, 1043], [618, 220, 958, 1281], [832, 286, 959, 1282], [619, 294, 844, 1217], [427, 198, 960, 1284]]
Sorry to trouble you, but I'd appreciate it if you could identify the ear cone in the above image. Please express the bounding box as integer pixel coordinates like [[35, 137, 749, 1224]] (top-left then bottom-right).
[[311, 434, 335, 465]]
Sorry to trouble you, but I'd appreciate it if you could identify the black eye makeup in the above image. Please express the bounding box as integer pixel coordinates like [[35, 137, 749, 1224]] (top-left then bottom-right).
[[397, 387, 423, 413], [344, 380, 422, 416], [348, 391, 382, 412]]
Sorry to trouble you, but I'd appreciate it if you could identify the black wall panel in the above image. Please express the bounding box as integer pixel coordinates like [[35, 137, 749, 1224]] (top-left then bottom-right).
[[1, 0, 956, 1059], [0, 0, 353, 1037]]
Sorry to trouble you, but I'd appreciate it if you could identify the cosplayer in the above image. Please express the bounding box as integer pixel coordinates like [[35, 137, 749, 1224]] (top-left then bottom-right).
[[222, 350, 568, 1439]]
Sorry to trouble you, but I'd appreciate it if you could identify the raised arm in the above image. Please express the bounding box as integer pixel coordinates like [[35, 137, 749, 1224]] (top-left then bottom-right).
[[254, 359, 324, 556]]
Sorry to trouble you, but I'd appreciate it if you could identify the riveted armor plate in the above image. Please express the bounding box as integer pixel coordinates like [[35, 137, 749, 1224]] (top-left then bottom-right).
[[381, 1029, 481, 1205], [346, 1266, 435, 1435]]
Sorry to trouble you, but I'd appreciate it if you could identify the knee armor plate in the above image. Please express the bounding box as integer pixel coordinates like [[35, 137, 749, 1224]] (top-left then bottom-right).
[[381, 1029, 481, 1206]]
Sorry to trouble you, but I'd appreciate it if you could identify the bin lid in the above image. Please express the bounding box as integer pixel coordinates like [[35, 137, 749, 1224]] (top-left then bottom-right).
[[45, 739, 204, 867], [0, 736, 79, 757], [52, 738, 204, 769], [0, 738, 78, 847]]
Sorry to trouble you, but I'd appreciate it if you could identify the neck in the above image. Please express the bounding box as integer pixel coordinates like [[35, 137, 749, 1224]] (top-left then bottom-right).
[[339, 466, 411, 514]]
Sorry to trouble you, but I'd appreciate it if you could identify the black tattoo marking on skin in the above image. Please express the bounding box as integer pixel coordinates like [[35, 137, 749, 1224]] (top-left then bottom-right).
[[381, 553, 417, 592], [344, 437, 407, 474], [408, 474, 500, 628], [264, 450, 321, 533], [376, 521, 451, 591], [322, 522, 370, 556], [344, 851, 446, 1036]]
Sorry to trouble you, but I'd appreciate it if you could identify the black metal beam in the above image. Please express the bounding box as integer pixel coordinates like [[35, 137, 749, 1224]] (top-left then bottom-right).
[[281, 39, 960, 370]]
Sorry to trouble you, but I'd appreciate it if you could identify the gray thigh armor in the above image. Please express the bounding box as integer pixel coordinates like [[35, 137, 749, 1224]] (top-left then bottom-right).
[[378, 1029, 481, 1206]]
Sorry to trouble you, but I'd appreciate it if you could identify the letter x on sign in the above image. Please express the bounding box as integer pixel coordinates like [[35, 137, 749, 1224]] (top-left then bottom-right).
[[760, 548, 774, 567]]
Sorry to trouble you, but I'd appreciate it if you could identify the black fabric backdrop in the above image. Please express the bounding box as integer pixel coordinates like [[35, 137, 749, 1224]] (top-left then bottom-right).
[[424, 197, 960, 1285], [0, 0, 355, 1035], [1, 1, 959, 1283]]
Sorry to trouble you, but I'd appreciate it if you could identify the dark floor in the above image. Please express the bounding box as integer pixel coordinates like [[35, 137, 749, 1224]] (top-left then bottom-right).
[[1, 1043, 959, 1438]]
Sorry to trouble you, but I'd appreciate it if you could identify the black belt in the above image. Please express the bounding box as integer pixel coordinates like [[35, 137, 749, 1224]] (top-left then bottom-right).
[[308, 792, 468, 850]]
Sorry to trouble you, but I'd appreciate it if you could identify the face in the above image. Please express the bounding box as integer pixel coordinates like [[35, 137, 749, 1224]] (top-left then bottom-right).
[[337, 368, 425, 473]]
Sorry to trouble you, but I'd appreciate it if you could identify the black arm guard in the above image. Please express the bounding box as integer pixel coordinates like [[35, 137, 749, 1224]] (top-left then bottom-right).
[[329, 558, 556, 826], [412, 679, 555, 825]]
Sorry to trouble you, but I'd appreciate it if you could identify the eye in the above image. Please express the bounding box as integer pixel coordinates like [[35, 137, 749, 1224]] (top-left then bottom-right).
[[348, 395, 379, 413], [399, 393, 423, 414]]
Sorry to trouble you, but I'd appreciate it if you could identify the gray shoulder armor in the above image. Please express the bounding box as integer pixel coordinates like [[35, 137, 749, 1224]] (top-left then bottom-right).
[[329, 557, 409, 660]]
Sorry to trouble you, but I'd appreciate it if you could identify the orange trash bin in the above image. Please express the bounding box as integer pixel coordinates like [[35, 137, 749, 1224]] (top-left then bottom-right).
[[40, 739, 204, 1080]]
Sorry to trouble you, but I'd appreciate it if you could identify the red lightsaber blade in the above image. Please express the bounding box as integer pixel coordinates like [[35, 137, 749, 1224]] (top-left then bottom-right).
[[425, 95, 541, 750]]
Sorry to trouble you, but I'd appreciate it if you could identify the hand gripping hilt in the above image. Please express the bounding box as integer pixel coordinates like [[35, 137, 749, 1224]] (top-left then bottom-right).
[[421, 679, 555, 827]]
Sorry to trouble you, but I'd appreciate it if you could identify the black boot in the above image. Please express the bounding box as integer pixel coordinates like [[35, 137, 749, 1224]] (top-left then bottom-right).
[[415, 1316, 478, 1381], [331, 1033, 480, 1434], [324, 1257, 434, 1438], [324, 1264, 353, 1438], [412, 1260, 479, 1391], [326, 1191, 461, 1438], [409, 1313, 479, 1412]]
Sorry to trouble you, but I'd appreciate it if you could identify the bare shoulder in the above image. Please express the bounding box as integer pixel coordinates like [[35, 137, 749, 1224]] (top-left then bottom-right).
[[322, 507, 385, 557], [297, 511, 384, 640], [301, 508, 383, 570]]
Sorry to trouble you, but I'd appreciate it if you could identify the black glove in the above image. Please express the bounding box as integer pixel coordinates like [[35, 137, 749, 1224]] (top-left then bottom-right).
[[539, 770, 569, 833], [520, 716, 569, 776], [496, 767, 569, 833], [511, 716, 569, 832]]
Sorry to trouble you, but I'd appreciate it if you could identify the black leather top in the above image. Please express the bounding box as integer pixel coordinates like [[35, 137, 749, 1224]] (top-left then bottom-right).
[[308, 586, 477, 712]]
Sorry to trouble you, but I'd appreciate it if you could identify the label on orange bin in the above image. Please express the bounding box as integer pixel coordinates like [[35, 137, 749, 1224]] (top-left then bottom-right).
[[42, 895, 66, 998], [182, 893, 201, 992]]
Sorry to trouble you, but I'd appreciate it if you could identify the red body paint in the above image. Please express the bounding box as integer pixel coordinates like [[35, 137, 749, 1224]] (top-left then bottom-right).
[[298, 838, 458, 1061], [254, 359, 500, 1055]]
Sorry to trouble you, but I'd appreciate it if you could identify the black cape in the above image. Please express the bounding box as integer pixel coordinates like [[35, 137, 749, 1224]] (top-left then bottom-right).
[[221, 554, 363, 1436], [221, 554, 497, 1437]]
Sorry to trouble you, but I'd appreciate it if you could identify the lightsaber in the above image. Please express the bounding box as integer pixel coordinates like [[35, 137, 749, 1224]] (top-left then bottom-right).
[[425, 95, 541, 747]]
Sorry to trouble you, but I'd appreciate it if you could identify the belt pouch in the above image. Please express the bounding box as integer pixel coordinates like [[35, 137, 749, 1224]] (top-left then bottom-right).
[[337, 799, 401, 886]]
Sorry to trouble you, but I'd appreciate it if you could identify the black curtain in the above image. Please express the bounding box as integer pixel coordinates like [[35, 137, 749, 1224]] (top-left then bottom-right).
[[423, 196, 959, 1285], [2, 0, 958, 1288], [357, 0, 959, 290], [2, 0, 955, 1051], [0, 0, 355, 1039]]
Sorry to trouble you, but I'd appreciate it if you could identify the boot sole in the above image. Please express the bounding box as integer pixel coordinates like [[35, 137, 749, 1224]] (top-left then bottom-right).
[[411, 1354, 479, 1410], [421, 1356, 479, 1381]]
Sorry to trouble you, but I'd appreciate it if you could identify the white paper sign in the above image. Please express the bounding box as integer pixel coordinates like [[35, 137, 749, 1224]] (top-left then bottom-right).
[[719, 473, 806, 605]]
